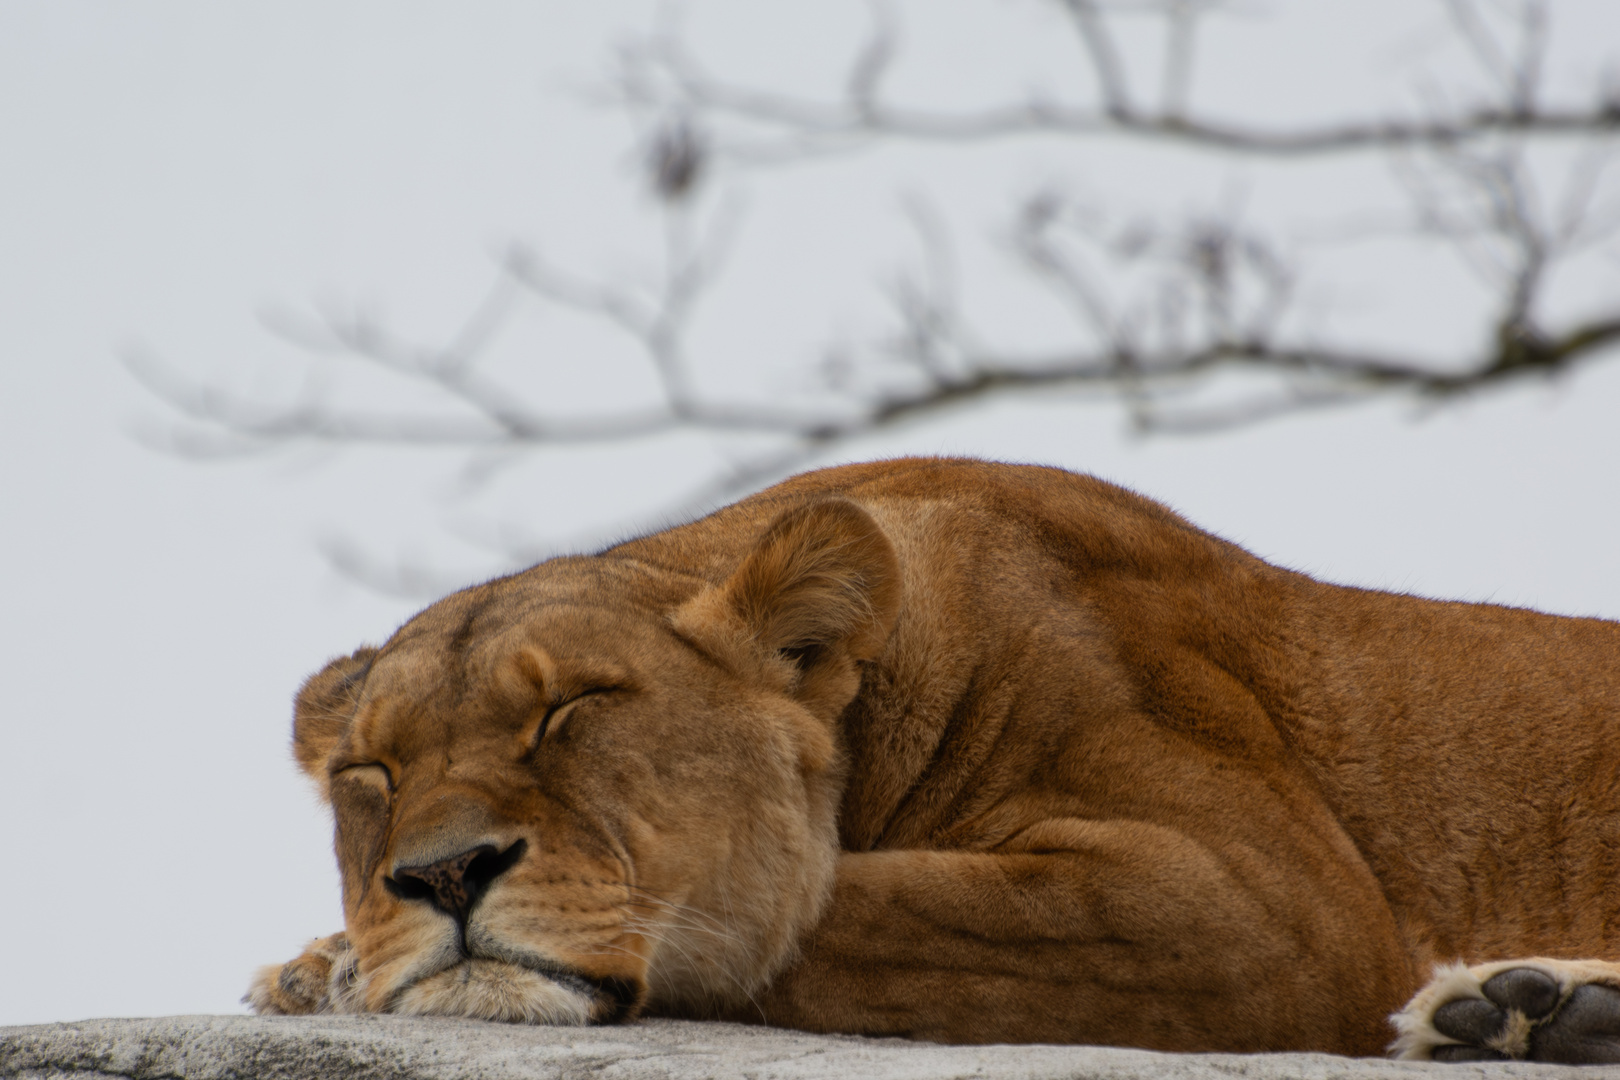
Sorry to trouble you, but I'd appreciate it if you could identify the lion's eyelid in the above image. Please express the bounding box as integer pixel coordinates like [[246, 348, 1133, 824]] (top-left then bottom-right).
[[530, 686, 618, 749], [330, 761, 395, 792]]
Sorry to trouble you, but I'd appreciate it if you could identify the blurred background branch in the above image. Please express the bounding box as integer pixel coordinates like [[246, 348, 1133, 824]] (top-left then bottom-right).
[[129, 0, 1620, 591]]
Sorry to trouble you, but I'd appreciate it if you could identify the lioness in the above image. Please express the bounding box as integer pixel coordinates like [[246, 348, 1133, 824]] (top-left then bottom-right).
[[250, 458, 1620, 1063]]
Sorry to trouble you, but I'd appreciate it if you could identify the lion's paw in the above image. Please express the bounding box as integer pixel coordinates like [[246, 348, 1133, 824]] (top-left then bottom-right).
[[244, 932, 359, 1015], [1392, 959, 1620, 1064]]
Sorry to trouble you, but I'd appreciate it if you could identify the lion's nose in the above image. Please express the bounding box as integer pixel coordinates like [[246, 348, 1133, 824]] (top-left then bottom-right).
[[384, 838, 527, 923]]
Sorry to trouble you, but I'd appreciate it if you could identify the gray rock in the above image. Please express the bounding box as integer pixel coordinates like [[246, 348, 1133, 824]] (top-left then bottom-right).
[[0, 1015, 1606, 1080]]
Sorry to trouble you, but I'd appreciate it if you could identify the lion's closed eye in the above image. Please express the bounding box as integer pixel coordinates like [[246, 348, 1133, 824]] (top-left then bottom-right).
[[329, 763, 392, 897], [528, 687, 617, 749], [333, 762, 394, 794]]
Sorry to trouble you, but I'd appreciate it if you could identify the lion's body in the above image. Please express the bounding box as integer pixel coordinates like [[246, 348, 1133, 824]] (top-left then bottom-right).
[[251, 459, 1620, 1060]]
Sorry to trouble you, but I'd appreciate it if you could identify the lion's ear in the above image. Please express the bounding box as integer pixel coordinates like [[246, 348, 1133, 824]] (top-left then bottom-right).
[[673, 499, 901, 693], [292, 646, 379, 792]]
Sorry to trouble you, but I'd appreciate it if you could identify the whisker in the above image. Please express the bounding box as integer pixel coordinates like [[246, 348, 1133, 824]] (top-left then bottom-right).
[[607, 878, 766, 1020], [617, 888, 749, 947], [615, 917, 765, 1019]]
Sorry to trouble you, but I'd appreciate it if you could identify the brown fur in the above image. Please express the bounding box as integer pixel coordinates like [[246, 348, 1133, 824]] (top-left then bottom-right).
[[247, 458, 1620, 1055]]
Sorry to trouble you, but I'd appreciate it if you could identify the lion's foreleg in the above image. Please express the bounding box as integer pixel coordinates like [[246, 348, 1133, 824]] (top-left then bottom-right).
[[748, 819, 1408, 1054]]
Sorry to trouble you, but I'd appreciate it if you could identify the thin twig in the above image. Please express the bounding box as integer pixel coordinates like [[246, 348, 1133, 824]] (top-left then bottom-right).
[[127, 0, 1620, 595]]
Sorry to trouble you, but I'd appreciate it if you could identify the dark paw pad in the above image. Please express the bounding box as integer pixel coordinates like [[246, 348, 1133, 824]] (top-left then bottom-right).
[[1530, 984, 1620, 1065], [1431, 968, 1568, 1062], [1434, 996, 1507, 1046], [1482, 967, 1561, 1019]]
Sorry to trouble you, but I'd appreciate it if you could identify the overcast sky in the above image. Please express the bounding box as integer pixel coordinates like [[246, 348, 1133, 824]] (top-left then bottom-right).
[[2, 1, 1617, 1027]]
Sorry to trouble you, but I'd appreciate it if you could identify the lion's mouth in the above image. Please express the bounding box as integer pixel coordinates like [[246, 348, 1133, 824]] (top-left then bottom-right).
[[390, 958, 595, 1024], [388, 953, 643, 1025]]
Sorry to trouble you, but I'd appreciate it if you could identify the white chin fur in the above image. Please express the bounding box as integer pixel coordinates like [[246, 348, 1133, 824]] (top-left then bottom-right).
[[392, 959, 594, 1024]]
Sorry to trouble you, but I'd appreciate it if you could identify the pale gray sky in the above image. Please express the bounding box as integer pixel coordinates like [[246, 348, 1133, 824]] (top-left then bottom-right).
[[1, 1, 1617, 1026]]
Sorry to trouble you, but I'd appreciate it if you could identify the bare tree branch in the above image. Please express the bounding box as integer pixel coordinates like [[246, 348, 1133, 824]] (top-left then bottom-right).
[[611, 3, 1617, 166], [129, 0, 1620, 593], [1058, 0, 1134, 118], [1158, 0, 1217, 122]]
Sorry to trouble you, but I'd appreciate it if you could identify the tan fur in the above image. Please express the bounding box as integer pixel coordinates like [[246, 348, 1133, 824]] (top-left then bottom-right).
[[244, 931, 358, 1015], [249, 459, 1620, 1055]]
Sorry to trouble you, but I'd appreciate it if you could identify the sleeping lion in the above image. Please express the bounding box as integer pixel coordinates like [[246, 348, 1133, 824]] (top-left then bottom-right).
[[249, 458, 1620, 1063]]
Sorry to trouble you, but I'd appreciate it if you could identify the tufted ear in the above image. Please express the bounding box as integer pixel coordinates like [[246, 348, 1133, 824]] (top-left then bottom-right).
[[292, 646, 379, 793], [673, 499, 901, 705]]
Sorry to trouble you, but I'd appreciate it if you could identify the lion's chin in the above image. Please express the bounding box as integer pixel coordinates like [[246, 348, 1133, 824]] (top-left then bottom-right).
[[391, 959, 595, 1024]]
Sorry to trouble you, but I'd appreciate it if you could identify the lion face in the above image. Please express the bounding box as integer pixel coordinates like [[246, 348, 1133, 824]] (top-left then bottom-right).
[[291, 501, 901, 1024]]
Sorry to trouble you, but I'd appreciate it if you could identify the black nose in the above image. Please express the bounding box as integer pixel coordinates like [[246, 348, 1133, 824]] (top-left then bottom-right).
[[385, 838, 527, 923]]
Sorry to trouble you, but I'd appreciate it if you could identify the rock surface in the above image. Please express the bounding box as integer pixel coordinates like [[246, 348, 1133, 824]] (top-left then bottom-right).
[[2, 1016, 1608, 1080]]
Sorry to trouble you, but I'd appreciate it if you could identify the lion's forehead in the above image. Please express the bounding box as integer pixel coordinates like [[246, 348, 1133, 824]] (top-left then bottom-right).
[[446, 556, 701, 621], [338, 573, 706, 763], [375, 600, 669, 695]]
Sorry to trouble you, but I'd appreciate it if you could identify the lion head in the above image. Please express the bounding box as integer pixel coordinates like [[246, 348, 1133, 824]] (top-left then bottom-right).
[[290, 499, 901, 1024]]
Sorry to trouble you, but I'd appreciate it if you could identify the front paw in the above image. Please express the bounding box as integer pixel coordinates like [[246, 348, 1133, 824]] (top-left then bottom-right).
[[1392, 959, 1620, 1064], [244, 932, 354, 1015]]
